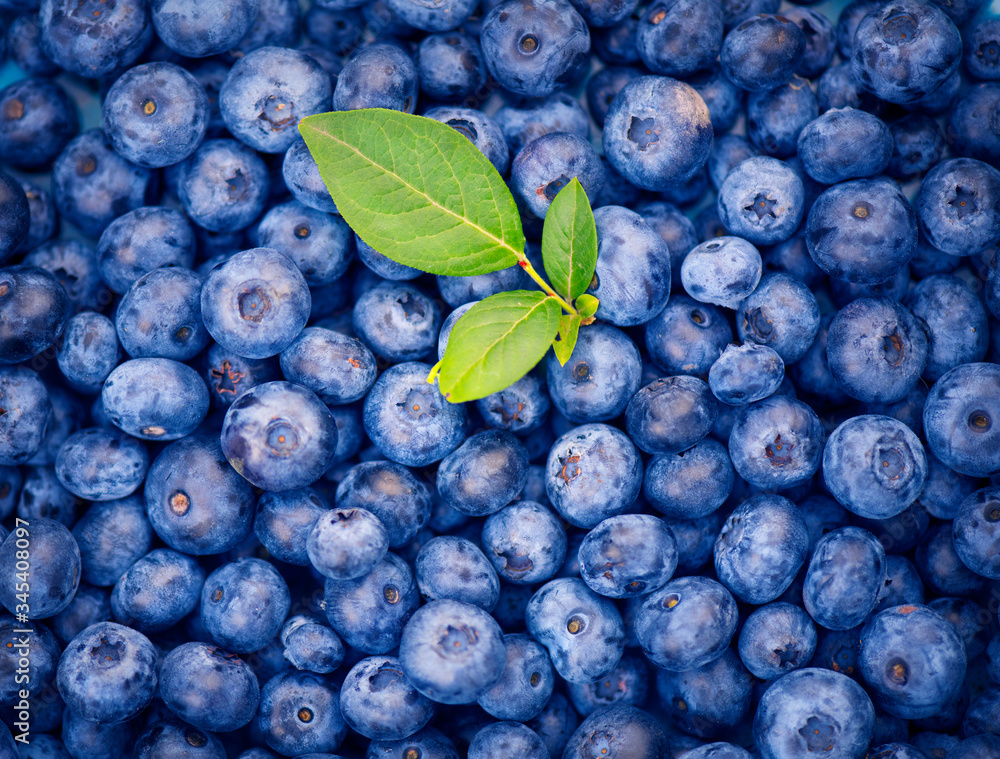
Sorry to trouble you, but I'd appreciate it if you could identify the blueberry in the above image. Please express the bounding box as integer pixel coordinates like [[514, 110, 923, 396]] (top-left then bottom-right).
[[7, 15, 61, 78], [468, 721, 548, 759], [916, 521, 989, 598], [643, 439, 733, 519], [417, 33, 487, 103], [681, 236, 762, 310], [964, 18, 1000, 81], [257, 670, 347, 756], [525, 577, 624, 683], [480, 0, 590, 98], [511, 132, 604, 220], [952, 486, 1000, 579], [823, 415, 929, 520], [144, 434, 255, 555], [437, 429, 528, 516], [221, 380, 337, 492], [545, 422, 642, 528], [645, 295, 733, 377], [634, 575, 737, 671], [40, 0, 152, 77], [324, 552, 419, 654], [0, 78, 78, 171], [635, 200, 699, 284], [687, 64, 744, 135], [754, 668, 875, 759], [579, 514, 677, 598], [178, 139, 271, 233], [495, 97, 583, 158], [588, 205, 671, 327], [160, 643, 260, 732], [110, 548, 203, 633], [721, 14, 806, 92], [339, 655, 435, 739], [875, 555, 927, 614], [709, 343, 784, 405], [712, 136, 763, 193], [715, 494, 809, 604], [586, 66, 644, 129], [477, 633, 554, 720], [280, 613, 344, 674], [307, 506, 388, 580], [887, 114, 946, 181], [475, 370, 551, 434], [929, 596, 991, 659], [52, 129, 153, 239], [103, 62, 209, 169], [852, 0, 961, 105], [353, 282, 441, 362], [656, 647, 752, 739], [279, 327, 376, 406], [399, 598, 506, 703], [358, 236, 422, 282], [803, 527, 887, 631], [366, 727, 460, 759], [739, 602, 818, 680], [859, 604, 966, 719], [922, 363, 1000, 477], [626, 375, 717, 455], [437, 265, 527, 308], [336, 460, 431, 548], [16, 180, 59, 255], [56, 621, 157, 724], [152, 0, 260, 58], [592, 15, 640, 64], [562, 704, 669, 759], [222, 47, 333, 154], [0, 266, 70, 366], [73, 498, 150, 591], [798, 108, 893, 185], [826, 297, 928, 404], [747, 78, 818, 159], [54, 427, 147, 502], [363, 362, 467, 466], [201, 247, 311, 359], [546, 323, 641, 423], [201, 558, 290, 653], [728, 395, 826, 490], [334, 43, 418, 112], [636, 0, 722, 77], [602, 76, 713, 192], [115, 267, 208, 361], [481, 500, 567, 585], [133, 718, 225, 758], [96, 206, 196, 294], [102, 358, 209, 441], [282, 138, 339, 214], [806, 178, 918, 286], [388, 0, 476, 30], [258, 201, 354, 286], [916, 158, 1000, 258], [415, 535, 500, 611]]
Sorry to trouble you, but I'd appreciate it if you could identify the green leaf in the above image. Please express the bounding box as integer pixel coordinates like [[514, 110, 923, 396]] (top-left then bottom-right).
[[576, 293, 599, 319], [437, 290, 562, 403], [540, 177, 598, 301], [299, 109, 524, 277], [552, 314, 581, 366]]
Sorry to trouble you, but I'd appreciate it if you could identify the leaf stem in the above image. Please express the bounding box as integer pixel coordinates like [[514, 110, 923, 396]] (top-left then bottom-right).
[[517, 257, 577, 314]]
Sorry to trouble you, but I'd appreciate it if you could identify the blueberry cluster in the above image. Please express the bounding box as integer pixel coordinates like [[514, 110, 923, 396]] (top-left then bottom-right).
[[0, 0, 999, 758]]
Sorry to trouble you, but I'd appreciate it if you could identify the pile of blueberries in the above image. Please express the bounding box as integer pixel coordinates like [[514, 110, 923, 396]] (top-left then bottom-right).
[[2, 0, 1000, 757]]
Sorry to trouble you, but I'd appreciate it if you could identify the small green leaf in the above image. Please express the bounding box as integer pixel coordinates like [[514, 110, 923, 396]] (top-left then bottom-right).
[[552, 314, 581, 366], [299, 109, 524, 277], [541, 177, 598, 301], [437, 291, 561, 403], [576, 293, 599, 319]]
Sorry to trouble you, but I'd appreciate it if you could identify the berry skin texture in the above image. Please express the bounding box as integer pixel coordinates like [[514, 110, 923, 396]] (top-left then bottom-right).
[[717, 156, 805, 246], [923, 362, 1000, 477], [803, 527, 887, 631], [603, 76, 713, 192]]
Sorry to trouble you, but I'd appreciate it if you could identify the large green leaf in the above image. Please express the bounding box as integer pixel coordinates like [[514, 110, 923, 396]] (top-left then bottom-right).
[[437, 291, 561, 403], [299, 110, 524, 277], [541, 178, 598, 301]]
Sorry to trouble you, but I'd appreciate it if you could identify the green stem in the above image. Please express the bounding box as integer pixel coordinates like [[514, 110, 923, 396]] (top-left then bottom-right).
[[517, 256, 577, 315]]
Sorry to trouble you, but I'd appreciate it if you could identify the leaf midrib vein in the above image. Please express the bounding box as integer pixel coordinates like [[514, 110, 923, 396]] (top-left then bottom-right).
[[309, 120, 521, 259]]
